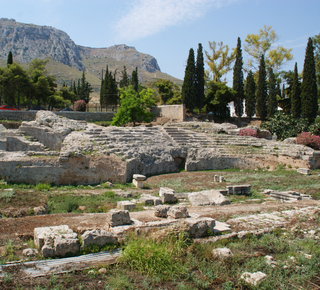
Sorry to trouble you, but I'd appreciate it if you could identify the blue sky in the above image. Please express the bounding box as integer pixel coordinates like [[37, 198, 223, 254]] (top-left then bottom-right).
[[1, 0, 319, 82]]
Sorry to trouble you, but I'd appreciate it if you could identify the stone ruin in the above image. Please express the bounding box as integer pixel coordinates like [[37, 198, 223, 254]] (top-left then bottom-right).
[[0, 111, 319, 185]]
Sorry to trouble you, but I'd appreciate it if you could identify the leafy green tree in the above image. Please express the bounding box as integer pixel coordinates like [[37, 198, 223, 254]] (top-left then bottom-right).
[[205, 81, 236, 118], [195, 43, 205, 111], [245, 70, 256, 119], [301, 37, 318, 123], [233, 37, 244, 118], [154, 79, 173, 104], [131, 67, 139, 92], [119, 66, 130, 88], [267, 67, 278, 118], [111, 86, 156, 126], [182, 48, 196, 111], [256, 55, 267, 120], [7, 51, 13, 66], [205, 41, 235, 82], [291, 62, 301, 118], [244, 25, 293, 71]]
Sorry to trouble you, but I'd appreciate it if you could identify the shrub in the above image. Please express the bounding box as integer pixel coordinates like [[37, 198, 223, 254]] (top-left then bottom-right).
[[297, 132, 320, 150], [74, 100, 87, 112], [239, 128, 258, 138], [261, 112, 309, 140]]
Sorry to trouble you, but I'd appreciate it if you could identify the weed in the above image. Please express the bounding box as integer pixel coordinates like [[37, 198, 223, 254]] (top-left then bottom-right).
[[36, 183, 51, 191], [0, 190, 14, 203], [4, 273, 12, 283]]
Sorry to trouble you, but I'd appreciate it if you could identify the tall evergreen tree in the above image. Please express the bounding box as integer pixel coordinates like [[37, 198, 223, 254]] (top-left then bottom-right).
[[291, 62, 301, 118], [7, 51, 13, 66], [119, 66, 130, 88], [100, 66, 119, 109], [131, 67, 139, 92], [182, 48, 196, 111], [233, 37, 244, 118], [195, 43, 205, 112], [301, 37, 318, 123], [267, 67, 278, 118], [256, 55, 267, 120], [245, 70, 256, 119]]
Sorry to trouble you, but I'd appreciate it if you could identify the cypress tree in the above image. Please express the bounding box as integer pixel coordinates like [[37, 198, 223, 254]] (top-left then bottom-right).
[[131, 67, 139, 92], [267, 67, 278, 118], [233, 37, 244, 118], [245, 70, 256, 119], [182, 48, 196, 112], [7, 51, 13, 66], [100, 69, 105, 108], [291, 62, 301, 118], [195, 43, 205, 112], [301, 37, 318, 123], [119, 66, 130, 88], [256, 54, 267, 120]]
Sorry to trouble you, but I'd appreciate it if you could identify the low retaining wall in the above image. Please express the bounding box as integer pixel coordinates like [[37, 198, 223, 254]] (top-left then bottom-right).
[[151, 104, 185, 122], [0, 111, 115, 122]]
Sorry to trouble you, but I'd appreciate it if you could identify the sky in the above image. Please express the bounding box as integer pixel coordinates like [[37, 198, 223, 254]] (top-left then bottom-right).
[[0, 0, 319, 83]]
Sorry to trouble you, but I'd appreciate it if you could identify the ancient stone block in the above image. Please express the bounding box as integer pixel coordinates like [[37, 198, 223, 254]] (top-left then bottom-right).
[[180, 217, 215, 238], [33, 206, 47, 215], [117, 200, 136, 211], [132, 174, 146, 181], [23, 248, 39, 257], [297, 168, 310, 175], [81, 229, 118, 248], [34, 225, 74, 249], [167, 205, 188, 219], [139, 194, 162, 206], [160, 192, 177, 204], [188, 190, 230, 206], [154, 205, 170, 218], [159, 187, 175, 196], [226, 185, 251, 195], [106, 209, 131, 227], [54, 233, 79, 257]]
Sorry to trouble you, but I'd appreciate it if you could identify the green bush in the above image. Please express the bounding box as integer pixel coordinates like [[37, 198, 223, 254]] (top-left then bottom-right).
[[261, 112, 309, 140]]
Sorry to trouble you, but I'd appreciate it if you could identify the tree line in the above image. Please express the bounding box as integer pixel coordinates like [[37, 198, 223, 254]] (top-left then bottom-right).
[[0, 54, 92, 110], [180, 26, 319, 126]]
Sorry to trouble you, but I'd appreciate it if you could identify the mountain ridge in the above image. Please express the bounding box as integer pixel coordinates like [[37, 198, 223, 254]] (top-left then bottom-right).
[[0, 18, 182, 88]]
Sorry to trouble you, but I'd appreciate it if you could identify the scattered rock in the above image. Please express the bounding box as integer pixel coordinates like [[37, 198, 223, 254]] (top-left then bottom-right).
[[226, 185, 251, 195], [117, 200, 136, 211], [297, 168, 311, 175], [33, 205, 47, 215], [160, 192, 177, 204], [98, 268, 107, 274], [211, 247, 233, 258], [240, 271, 266, 286], [180, 217, 215, 238], [23, 248, 39, 257]]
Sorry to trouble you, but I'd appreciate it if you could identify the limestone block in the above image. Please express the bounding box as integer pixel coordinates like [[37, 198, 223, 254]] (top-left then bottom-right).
[[132, 179, 144, 188], [211, 247, 233, 258], [117, 200, 136, 211], [34, 225, 74, 249], [240, 271, 267, 286], [214, 175, 219, 182], [219, 176, 225, 183], [188, 190, 230, 206], [257, 129, 272, 140], [160, 192, 177, 204], [54, 233, 79, 257], [106, 209, 131, 227], [159, 187, 175, 196], [132, 174, 146, 181], [139, 194, 162, 206], [81, 229, 118, 248], [181, 217, 215, 238], [167, 205, 189, 219], [297, 168, 310, 175], [154, 205, 170, 218], [226, 185, 251, 195]]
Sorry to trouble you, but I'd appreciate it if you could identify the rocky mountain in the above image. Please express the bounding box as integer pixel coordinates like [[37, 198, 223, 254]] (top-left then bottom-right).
[[0, 18, 178, 86]]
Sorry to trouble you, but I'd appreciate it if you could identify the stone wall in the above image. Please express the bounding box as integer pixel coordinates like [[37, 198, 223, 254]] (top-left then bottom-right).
[[151, 104, 185, 122], [0, 106, 185, 123], [0, 111, 114, 122]]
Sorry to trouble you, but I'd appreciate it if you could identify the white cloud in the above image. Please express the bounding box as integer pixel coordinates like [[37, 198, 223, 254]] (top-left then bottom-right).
[[113, 0, 236, 42]]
